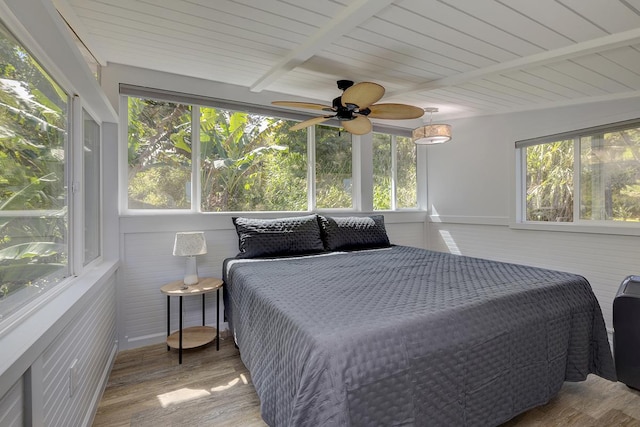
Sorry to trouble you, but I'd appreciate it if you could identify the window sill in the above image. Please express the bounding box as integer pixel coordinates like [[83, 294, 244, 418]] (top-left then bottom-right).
[[509, 221, 640, 237]]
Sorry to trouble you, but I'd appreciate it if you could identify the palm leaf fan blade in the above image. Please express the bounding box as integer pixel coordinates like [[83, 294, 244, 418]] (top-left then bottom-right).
[[341, 82, 384, 109], [367, 104, 425, 120], [342, 116, 371, 135], [290, 116, 331, 131]]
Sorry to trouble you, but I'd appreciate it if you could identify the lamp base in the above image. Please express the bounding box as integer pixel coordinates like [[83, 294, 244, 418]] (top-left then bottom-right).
[[183, 256, 199, 288]]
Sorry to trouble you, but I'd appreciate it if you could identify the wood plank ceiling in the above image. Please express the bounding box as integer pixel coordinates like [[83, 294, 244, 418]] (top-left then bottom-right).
[[55, 0, 640, 122]]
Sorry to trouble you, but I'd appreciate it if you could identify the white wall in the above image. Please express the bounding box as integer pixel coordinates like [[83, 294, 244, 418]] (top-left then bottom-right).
[[41, 275, 117, 426], [0, 271, 118, 427], [426, 96, 640, 331]]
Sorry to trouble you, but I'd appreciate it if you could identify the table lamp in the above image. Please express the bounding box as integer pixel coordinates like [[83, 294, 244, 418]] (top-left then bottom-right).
[[173, 231, 207, 288]]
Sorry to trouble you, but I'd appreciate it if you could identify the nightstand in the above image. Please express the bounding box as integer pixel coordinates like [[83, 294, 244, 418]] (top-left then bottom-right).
[[160, 277, 223, 364]]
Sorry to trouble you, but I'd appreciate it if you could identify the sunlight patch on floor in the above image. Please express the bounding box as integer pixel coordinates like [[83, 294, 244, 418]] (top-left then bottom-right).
[[211, 378, 240, 392], [157, 388, 211, 407], [156, 377, 244, 407]]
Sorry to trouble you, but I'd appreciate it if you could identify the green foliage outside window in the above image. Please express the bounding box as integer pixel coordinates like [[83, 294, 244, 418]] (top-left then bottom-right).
[[525, 125, 640, 222], [0, 21, 68, 304], [127, 96, 420, 213], [199, 107, 307, 212], [526, 140, 574, 222], [396, 136, 417, 209], [315, 125, 352, 209], [127, 98, 191, 209], [373, 134, 417, 210], [373, 133, 392, 210], [580, 129, 640, 221], [127, 100, 311, 211]]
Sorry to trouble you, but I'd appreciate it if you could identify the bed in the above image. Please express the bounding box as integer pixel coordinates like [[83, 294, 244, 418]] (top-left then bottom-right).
[[223, 214, 616, 426]]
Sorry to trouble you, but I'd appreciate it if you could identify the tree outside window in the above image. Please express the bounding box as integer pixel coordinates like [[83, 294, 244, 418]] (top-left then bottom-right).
[[0, 21, 69, 315], [315, 125, 353, 209], [127, 98, 192, 209], [199, 107, 307, 212], [521, 122, 640, 223], [126, 95, 419, 213], [373, 133, 417, 210]]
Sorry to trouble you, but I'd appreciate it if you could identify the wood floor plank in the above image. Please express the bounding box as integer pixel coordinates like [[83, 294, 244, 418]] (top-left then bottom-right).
[[93, 338, 640, 426], [93, 338, 266, 427]]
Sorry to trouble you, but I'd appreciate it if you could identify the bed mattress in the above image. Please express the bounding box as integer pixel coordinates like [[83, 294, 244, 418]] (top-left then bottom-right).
[[223, 245, 615, 426]]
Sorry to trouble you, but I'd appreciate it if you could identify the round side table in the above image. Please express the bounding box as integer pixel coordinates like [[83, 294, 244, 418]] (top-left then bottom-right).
[[160, 277, 223, 364]]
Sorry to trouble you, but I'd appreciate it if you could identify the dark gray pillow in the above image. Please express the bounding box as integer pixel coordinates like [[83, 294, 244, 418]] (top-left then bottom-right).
[[232, 214, 325, 258], [318, 215, 391, 251]]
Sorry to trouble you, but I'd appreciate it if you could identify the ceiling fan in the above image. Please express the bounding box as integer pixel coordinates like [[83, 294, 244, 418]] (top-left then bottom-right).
[[272, 80, 424, 135]]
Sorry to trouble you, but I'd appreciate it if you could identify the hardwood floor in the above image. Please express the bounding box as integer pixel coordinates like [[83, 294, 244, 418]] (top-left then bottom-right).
[[93, 338, 640, 426], [92, 338, 266, 427]]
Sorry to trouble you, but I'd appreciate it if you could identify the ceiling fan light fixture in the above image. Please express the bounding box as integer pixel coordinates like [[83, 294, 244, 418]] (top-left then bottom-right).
[[273, 81, 423, 135], [412, 108, 452, 145]]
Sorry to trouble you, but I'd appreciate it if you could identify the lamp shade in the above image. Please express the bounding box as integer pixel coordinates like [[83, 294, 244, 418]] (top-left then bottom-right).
[[412, 124, 452, 145], [173, 232, 207, 256], [173, 232, 207, 287]]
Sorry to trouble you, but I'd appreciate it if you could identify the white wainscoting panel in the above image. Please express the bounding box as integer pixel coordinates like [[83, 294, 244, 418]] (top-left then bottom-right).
[[119, 229, 239, 350], [386, 221, 427, 249], [428, 221, 640, 330], [0, 379, 22, 427], [118, 215, 427, 350], [41, 275, 117, 427]]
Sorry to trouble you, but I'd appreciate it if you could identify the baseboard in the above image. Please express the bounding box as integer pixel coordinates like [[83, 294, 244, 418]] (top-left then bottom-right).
[[82, 342, 118, 427]]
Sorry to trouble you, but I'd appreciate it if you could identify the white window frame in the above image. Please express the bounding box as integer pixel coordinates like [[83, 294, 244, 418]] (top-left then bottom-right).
[[513, 118, 640, 236], [119, 87, 418, 215], [0, 15, 105, 332], [371, 133, 419, 211], [77, 102, 103, 267]]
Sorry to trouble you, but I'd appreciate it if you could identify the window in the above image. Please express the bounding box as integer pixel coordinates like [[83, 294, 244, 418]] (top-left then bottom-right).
[[373, 133, 417, 210], [373, 133, 392, 210], [83, 109, 100, 265], [0, 20, 69, 318], [396, 136, 418, 209], [127, 94, 359, 212], [518, 120, 640, 223], [315, 125, 352, 209], [124, 90, 421, 213], [127, 98, 192, 209], [199, 107, 307, 212]]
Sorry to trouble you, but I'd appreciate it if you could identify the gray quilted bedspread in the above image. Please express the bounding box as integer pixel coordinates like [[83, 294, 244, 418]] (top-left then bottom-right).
[[223, 246, 616, 427]]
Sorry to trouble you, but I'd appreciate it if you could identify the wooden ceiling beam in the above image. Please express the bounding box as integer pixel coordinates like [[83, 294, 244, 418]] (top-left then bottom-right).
[[386, 27, 640, 99], [249, 0, 394, 93]]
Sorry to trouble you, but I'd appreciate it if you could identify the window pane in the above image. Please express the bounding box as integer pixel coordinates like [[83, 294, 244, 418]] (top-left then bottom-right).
[[200, 107, 307, 212], [580, 128, 640, 221], [0, 20, 68, 317], [373, 133, 392, 210], [83, 109, 100, 264], [396, 136, 417, 208], [316, 126, 352, 209], [525, 140, 574, 222], [127, 98, 191, 209]]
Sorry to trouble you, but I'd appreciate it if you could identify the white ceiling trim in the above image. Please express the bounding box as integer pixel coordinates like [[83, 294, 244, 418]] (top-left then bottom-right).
[[52, 0, 106, 65], [249, 0, 394, 93], [386, 26, 640, 99]]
